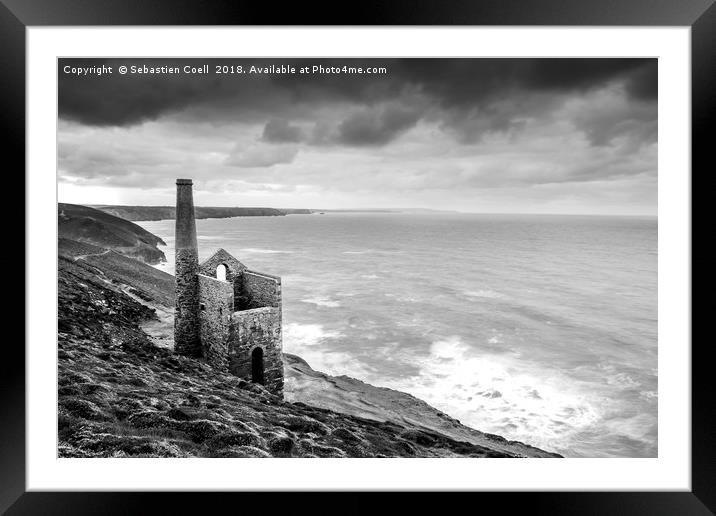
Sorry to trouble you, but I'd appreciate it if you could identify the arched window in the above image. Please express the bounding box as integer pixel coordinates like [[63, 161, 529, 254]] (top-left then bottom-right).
[[216, 263, 228, 281], [251, 347, 265, 385]]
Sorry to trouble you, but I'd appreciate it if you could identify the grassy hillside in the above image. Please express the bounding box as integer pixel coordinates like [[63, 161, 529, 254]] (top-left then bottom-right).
[[59, 238, 175, 307], [58, 203, 167, 264]]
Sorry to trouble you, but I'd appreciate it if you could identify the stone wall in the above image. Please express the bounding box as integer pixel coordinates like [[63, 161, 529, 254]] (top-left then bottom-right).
[[229, 307, 283, 397], [174, 248, 201, 357], [241, 270, 281, 310], [198, 274, 234, 371]]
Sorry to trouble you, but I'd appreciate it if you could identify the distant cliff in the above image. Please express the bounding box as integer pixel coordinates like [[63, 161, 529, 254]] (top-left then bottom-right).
[[93, 205, 305, 221], [280, 208, 313, 215], [58, 203, 167, 265]]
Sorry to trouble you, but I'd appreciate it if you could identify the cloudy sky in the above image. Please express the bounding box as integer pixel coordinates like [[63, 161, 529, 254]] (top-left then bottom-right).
[[58, 58, 657, 215]]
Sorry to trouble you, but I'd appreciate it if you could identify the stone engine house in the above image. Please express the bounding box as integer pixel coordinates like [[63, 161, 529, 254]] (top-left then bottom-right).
[[173, 179, 284, 397]]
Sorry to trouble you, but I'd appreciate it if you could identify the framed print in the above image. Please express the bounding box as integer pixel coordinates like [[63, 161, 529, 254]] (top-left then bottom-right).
[[7, 0, 713, 513]]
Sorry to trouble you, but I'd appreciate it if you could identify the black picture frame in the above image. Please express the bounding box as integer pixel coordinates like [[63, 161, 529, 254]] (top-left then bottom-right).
[[5, 1, 711, 513]]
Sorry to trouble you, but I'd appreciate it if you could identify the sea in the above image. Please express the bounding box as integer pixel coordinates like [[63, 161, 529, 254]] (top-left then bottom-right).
[[138, 213, 657, 458]]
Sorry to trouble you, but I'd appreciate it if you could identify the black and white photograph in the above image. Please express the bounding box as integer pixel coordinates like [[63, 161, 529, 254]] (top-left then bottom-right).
[[57, 57, 658, 459]]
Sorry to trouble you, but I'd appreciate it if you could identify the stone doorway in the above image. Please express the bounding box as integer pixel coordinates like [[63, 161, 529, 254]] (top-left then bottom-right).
[[251, 347, 265, 385]]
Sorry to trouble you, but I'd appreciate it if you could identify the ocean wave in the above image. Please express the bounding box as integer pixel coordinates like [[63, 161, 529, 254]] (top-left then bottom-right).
[[301, 297, 341, 308], [606, 372, 641, 389], [464, 289, 504, 299], [379, 335, 607, 456], [384, 293, 420, 303], [283, 322, 342, 347], [290, 348, 376, 379], [639, 390, 657, 401]]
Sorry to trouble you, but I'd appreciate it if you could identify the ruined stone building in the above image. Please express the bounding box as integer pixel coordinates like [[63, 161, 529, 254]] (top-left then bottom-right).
[[173, 179, 284, 397]]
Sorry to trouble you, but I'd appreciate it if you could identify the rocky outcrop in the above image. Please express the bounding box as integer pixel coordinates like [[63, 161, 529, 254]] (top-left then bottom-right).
[[284, 354, 560, 458]]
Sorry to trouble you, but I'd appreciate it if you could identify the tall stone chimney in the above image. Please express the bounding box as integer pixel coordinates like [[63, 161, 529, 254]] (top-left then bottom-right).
[[174, 178, 201, 356]]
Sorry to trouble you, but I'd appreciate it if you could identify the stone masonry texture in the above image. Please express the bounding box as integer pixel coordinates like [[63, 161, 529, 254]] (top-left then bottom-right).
[[242, 270, 282, 310], [198, 249, 248, 308], [230, 307, 284, 397], [174, 179, 201, 357], [198, 274, 234, 371], [174, 248, 201, 356]]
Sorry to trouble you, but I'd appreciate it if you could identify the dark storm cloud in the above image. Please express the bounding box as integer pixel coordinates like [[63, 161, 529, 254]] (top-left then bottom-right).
[[261, 119, 305, 143], [384, 59, 657, 111], [261, 105, 422, 147], [623, 61, 658, 100], [59, 58, 395, 127], [576, 104, 658, 147], [59, 58, 657, 131], [517, 59, 656, 99], [337, 106, 421, 146], [59, 59, 220, 126]]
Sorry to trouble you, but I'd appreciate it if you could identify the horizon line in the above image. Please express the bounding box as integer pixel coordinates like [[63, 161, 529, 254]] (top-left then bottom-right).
[[61, 201, 657, 218]]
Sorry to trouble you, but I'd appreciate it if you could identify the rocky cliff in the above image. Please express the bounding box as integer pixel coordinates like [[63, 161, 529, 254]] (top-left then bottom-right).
[[284, 354, 556, 457]]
